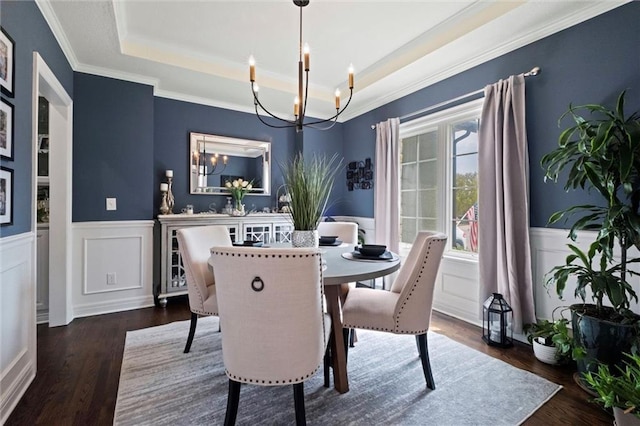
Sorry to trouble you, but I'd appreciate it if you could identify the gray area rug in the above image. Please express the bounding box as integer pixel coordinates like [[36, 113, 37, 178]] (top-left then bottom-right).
[[114, 317, 561, 425]]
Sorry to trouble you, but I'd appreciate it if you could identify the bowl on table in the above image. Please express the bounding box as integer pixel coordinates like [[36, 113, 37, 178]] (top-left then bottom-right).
[[319, 235, 339, 245], [357, 244, 387, 257]]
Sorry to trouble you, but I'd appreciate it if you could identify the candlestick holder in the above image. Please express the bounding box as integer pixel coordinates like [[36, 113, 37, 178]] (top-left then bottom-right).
[[159, 191, 170, 215], [166, 176, 175, 214]]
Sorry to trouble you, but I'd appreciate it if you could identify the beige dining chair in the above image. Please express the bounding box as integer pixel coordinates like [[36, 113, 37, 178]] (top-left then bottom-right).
[[176, 225, 232, 353], [317, 221, 358, 246], [209, 246, 331, 426], [341, 231, 447, 390]]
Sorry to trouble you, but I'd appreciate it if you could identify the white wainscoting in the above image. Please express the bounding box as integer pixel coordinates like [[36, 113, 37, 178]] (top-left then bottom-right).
[[530, 227, 640, 320], [0, 233, 36, 424], [338, 221, 640, 328], [72, 221, 155, 318]]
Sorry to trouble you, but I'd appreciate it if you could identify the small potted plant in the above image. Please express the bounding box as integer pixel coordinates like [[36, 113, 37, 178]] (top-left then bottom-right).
[[524, 310, 579, 365], [583, 352, 640, 426]]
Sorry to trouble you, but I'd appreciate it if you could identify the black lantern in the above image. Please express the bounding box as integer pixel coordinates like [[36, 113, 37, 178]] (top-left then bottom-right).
[[482, 293, 513, 347]]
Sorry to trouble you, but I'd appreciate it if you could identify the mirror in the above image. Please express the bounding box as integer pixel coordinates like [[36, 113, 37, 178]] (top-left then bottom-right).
[[189, 132, 271, 195]]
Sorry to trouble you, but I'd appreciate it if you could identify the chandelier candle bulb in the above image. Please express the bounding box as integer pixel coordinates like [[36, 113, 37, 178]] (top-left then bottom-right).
[[304, 44, 310, 71], [249, 56, 256, 82], [166, 169, 173, 178], [160, 183, 168, 192], [335, 89, 340, 109], [348, 64, 354, 89]]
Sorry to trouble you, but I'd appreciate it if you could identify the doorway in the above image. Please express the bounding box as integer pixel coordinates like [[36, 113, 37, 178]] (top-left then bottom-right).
[[32, 52, 73, 327]]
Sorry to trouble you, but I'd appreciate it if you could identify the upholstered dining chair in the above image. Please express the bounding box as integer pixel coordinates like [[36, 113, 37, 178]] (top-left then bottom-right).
[[341, 231, 448, 390], [317, 221, 359, 246], [209, 246, 331, 426], [176, 225, 232, 353]]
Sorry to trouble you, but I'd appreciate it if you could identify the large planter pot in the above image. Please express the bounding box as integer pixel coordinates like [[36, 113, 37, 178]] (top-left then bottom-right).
[[292, 230, 319, 248], [571, 304, 638, 376], [614, 408, 640, 426]]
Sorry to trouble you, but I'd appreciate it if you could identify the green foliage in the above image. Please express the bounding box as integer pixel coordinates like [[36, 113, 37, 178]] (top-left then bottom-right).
[[583, 353, 640, 419], [455, 172, 478, 218], [279, 153, 343, 231], [541, 91, 640, 318], [524, 309, 584, 362]]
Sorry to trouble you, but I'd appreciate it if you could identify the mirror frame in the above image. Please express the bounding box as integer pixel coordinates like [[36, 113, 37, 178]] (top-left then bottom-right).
[[189, 132, 271, 196]]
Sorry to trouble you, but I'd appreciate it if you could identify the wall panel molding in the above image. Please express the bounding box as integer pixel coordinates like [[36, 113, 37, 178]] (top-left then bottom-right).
[[0, 232, 36, 424], [72, 221, 155, 318]]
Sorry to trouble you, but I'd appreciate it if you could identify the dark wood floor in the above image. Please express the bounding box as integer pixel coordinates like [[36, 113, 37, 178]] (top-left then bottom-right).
[[6, 296, 611, 425]]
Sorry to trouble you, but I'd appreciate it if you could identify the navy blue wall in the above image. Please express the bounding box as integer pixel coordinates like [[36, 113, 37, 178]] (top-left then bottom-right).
[[154, 97, 297, 214], [73, 73, 154, 221], [342, 2, 640, 227], [0, 0, 73, 237]]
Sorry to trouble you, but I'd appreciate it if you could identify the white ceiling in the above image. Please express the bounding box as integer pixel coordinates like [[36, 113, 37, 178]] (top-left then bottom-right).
[[37, 0, 627, 122]]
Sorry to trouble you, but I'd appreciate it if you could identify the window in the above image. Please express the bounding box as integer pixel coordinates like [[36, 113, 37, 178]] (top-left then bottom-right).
[[399, 99, 482, 257]]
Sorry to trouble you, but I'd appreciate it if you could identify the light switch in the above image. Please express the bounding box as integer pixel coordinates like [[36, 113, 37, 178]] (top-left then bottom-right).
[[106, 198, 117, 211]]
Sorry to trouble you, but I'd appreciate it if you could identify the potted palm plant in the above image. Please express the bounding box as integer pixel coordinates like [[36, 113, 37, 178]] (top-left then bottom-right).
[[583, 353, 640, 426], [541, 90, 640, 376], [279, 152, 342, 247]]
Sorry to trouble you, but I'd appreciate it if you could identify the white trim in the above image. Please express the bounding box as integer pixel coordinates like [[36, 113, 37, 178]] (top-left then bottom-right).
[[73, 220, 155, 229], [33, 52, 74, 327], [338, 2, 628, 122], [73, 296, 155, 319], [34, 0, 79, 69]]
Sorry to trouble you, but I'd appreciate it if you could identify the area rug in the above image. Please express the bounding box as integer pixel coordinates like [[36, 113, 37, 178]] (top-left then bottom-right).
[[114, 317, 561, 425]]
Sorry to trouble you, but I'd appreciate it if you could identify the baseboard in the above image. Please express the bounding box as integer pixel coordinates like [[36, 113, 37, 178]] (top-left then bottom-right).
[[73, 295, 156, 319], [0, 360, 35, 425]]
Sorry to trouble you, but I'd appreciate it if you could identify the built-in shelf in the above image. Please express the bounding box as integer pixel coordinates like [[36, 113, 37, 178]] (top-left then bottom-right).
[[37, 176, 50, 185]]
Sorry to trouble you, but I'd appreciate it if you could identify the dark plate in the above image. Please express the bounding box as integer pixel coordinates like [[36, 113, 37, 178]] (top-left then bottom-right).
[[233, 241, 264, 247], [319, 239, 343, 247], [350, 251, 393, 260]]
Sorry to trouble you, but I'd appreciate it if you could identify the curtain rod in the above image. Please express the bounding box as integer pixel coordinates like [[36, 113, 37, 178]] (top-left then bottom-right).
[[370, 66, 541, 129]]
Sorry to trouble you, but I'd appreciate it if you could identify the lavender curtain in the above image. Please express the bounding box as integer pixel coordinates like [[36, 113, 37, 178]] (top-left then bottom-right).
[[374, 118, 400, 254], [478, 75, 536, 333]]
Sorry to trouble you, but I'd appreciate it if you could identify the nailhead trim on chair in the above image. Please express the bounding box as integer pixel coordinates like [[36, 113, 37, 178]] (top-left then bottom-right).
[[212, 249, 330, 386], [393, 238, 446, 334], [225, 365, 321, 385]]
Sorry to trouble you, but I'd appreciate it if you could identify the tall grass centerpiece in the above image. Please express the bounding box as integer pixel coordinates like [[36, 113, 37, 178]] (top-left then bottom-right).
[[279, 153, 342, 247]]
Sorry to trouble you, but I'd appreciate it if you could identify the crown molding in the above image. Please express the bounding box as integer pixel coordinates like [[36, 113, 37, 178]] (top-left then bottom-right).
[[339, 1, 628, 122], [74, 63, 159, 88], [35, 0, 79, 69]]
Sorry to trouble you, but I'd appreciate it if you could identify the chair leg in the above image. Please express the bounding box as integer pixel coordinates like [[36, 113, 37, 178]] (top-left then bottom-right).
[[293, 382, 306, 426], [323, 338, 331, 388], [342, 328, 350, 363], [224, 379, 241, 426], [416, 334, 435, 390], [349, 328, 355, 347], [183, 312, 198, 353]]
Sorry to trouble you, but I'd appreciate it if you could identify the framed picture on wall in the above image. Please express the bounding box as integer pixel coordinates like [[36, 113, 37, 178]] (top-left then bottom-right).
[[0, 166, 13, 226], [0, 97, 14, 160], [0, 27, 15, 97]]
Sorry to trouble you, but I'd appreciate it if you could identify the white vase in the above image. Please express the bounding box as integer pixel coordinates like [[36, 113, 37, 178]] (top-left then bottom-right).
[[292, 230, 319, 248], [532, 338, 560, 365]]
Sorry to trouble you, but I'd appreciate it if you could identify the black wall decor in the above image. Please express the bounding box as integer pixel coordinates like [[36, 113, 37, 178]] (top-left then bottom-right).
[[346, 157, 373, 191]]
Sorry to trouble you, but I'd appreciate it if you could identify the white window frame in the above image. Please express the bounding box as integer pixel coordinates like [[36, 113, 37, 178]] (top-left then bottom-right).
[[399, 98, 483, 261]]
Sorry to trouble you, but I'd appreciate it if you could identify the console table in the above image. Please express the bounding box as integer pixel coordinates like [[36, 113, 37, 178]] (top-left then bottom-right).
[[156, 213, 294, 306]]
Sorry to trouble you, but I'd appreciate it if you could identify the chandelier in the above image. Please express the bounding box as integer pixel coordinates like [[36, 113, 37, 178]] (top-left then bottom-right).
[[193, 138, 228, 178], [249, 0, 354, 132]]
